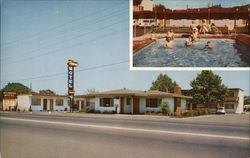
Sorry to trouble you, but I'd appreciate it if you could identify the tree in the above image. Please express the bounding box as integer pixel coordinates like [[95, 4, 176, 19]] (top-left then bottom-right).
[[39, 89, 56, 95], [190, 71, 228, 105], [0, 82, 32, 99], [150, 73, 178, 92], [153, 4, 167, 12], [86, 88, 98, 94], [1, 82, 31, 94]]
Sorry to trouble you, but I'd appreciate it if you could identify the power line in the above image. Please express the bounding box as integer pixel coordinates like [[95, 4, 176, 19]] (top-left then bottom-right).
[[2, 19, 129, 65], [1, 0, 127, 47], [1, 60, 128, 83], [2, 7, 128, 61]]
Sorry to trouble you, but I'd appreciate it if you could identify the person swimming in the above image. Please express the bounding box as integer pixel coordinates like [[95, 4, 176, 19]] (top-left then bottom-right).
[[184, 33, 196, 47], [184, 39, 193, 47], [205, 41, 212, 49], [165, 37, 175, 48]]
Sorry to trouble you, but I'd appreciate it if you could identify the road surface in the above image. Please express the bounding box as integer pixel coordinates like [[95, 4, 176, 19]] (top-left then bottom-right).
[[0, 112, 249, 158]]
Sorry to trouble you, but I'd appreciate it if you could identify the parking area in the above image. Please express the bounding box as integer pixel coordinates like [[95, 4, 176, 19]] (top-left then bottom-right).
[[181, 113, 250, 125]]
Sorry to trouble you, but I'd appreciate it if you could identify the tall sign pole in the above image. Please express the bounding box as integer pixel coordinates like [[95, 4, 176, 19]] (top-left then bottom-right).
[[67, 59, 79, 112]]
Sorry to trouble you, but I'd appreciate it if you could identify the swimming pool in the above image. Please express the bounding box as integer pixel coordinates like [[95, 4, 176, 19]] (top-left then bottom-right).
[[133, 38, 250, 67]]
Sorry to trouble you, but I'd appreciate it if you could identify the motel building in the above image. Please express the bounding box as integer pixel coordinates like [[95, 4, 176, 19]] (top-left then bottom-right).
[[0, 87, 244, 114], [182, 88, 244, 114], [83, 86, 192, 114], [133, 0, 249, 28], [15, 93, 84, 112]]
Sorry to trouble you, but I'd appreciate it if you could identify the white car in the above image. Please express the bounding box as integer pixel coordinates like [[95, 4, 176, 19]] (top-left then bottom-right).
[[216, 107, 226, 114]]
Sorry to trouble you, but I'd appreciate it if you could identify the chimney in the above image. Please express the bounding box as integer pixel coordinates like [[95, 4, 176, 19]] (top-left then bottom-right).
[[174, 86, 181, 94]]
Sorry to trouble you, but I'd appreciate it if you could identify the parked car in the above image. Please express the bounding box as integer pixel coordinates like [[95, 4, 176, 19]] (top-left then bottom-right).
[[216, 107, 226, 114], [243, 105, 250, 112]]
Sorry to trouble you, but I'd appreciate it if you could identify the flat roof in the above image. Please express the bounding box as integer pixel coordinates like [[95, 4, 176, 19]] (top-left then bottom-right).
[[18, 93, 68, 98]]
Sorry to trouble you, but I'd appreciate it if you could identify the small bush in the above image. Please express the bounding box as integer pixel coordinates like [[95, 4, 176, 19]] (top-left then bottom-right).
[[64, 107, 68, 111], [89, 109, 95, 113], [95, 110, 101, 114], [102, 110, 115, 114], [160, 101, 171, 114], [85, 107, 90, 113]]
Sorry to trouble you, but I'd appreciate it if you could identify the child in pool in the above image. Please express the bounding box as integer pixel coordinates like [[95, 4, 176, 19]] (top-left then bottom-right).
[[205, 41, 212, 49], [165, 37, 175, 48], [185, 39, 193, 47]]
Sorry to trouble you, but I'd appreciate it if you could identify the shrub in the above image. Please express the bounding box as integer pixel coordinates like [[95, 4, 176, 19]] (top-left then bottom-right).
[[89, 109, 95, 113], [95, 110, 101, 114], [102, 110, 115, 114], [85, 107, 90, 113], [64, 107, 68, 111], [160, 101, 171, 114]]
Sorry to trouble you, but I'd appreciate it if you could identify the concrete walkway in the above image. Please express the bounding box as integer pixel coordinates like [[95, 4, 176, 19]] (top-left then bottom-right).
[[133, 33, 250, 53]]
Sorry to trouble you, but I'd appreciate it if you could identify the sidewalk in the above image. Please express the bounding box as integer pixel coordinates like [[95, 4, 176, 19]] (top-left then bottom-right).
[[133, 33, 250, 53]]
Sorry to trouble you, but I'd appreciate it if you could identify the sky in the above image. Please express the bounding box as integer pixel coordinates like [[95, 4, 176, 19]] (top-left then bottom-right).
[[1, 0, 249, 95], [154, 0, 250, 9]]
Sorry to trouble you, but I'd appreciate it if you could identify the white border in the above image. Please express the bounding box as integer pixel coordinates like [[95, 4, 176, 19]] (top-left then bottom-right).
[[129, 0, 133, 70], [129, 1, 250, 71]]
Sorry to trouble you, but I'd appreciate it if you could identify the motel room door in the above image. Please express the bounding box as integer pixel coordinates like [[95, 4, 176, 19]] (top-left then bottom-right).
[[49, 99, 53, 111], [174, 98, 181, 112], [120, 98, 124, 114], [133, 98, 140, 114], [43, 99, 47, 111]]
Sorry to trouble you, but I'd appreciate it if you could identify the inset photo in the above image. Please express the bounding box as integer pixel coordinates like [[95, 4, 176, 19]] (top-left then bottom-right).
[[131, 0, 250, 69]]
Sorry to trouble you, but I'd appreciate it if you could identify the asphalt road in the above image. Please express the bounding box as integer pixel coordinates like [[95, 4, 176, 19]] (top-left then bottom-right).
[[0, 112, 249, 158]]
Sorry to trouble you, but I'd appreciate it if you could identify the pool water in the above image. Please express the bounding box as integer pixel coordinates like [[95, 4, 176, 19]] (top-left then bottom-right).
[[133, 38, 250, 67]]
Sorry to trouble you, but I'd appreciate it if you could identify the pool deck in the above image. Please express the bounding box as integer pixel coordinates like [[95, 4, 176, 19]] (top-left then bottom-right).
[[133, 33, 250, 54]]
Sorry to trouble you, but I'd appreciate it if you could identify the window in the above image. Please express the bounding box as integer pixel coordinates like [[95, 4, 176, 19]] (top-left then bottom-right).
[[81, 100, 84, 109], [209, 104, 217, 108], [225, 104, 234, 109], [126, 98, 131, 105], [100, 98, 113, 107], [146, 98, 161, 108], [31, 98, 41, 106], [86, 98, 91, 107], [196, 104, 205, 108], [56, 99, 63, 106]]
